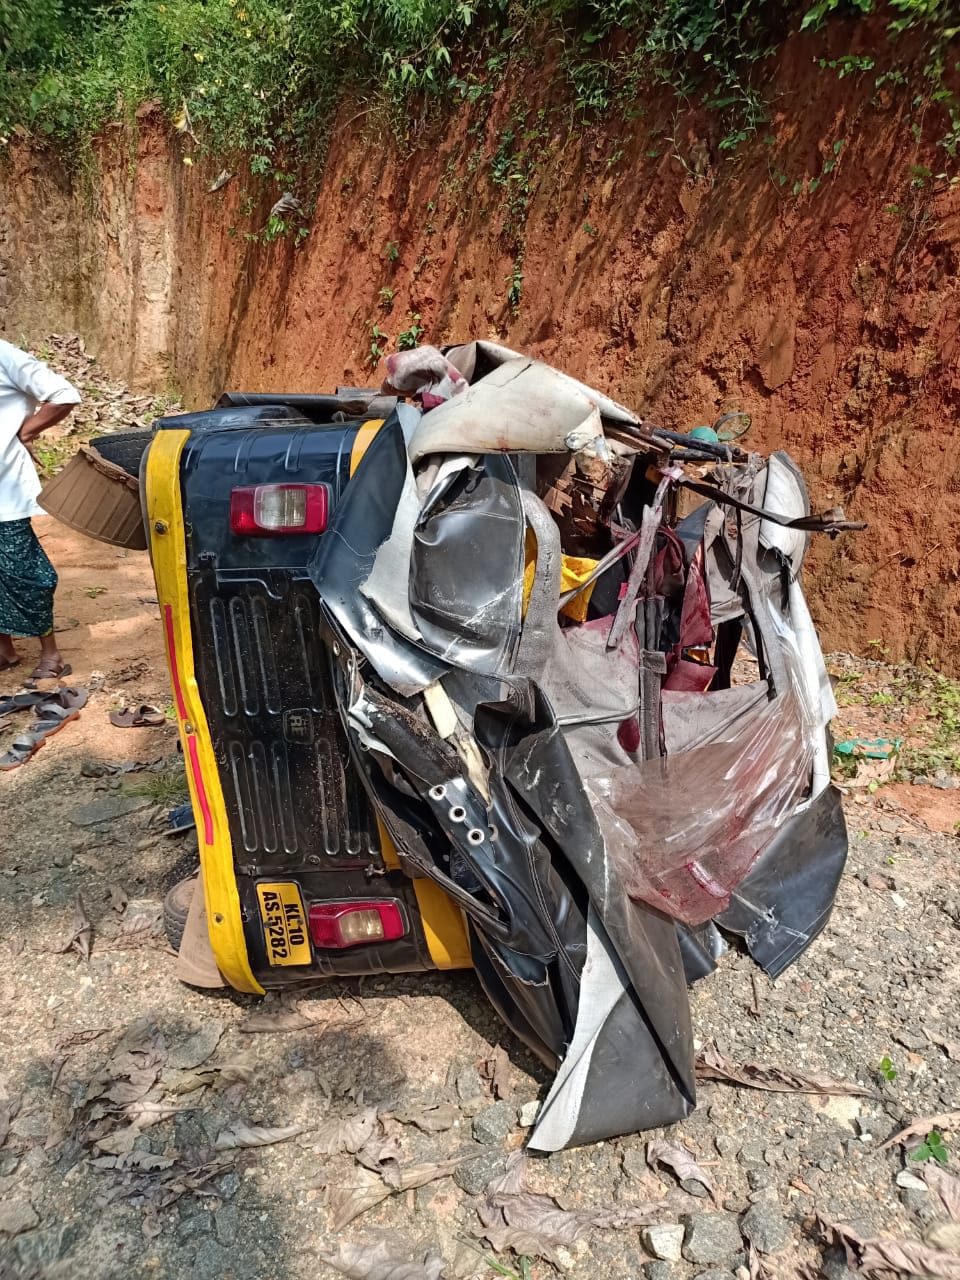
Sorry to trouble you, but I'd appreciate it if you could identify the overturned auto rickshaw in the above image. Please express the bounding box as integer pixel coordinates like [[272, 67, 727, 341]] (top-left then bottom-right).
[[41, 342, 862, 1151]]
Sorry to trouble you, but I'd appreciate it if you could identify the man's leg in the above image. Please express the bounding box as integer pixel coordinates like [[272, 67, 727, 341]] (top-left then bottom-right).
[[0, 633, 19, 667], [32, 631, 64, 678]]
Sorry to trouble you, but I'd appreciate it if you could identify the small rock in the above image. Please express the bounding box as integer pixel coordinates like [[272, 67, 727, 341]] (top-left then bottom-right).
[[642, 1223, 684, 1263], [740, 1201, 792, 1254], [214, 1204, 239, 1246], [747, 1169, 773, 1192], [216, 1171, 241, 1200], [682, 1212, 743, 1265], [10, 1112, 50, 1141], [518, 1100, 539, 1128], [900, 1188, 930, 1215], [454, 1149, 507, 1196], [820, 1246, 850, 1280], [645, 1263, 675, 1280], [70, 794, 153, 826], [715, 1135, 738, 1157], [932, 777, 958, 790], [682, 1178, 713, 1199], [0, 1200, 39, 1235], [456, 1064, 482, 1104], [622, 1149, 649, 1180], [896, 1171, 928, 1192], [193, 1237, 232, 1280], [693, 1271, 735, 1280], [737, 1140, 765, 1166], [472, 1101, 517, 1146], [813, 1095, 861, 1130], [52, 850, 72, 869]]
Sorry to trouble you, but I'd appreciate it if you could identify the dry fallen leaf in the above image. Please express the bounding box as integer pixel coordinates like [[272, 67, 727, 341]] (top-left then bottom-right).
[[239, 1003, 313, 1033], [696, 1043, 872, 1096], [647, 1138, 718, 1203], [821, 1217, 960, 1278], [318, 1239, 444, 1280], [0, 1096, 22, 1149], [314, 1107, 379, 1156], [328, 1156, 470, 1230], [922, 1163, 960, 1222], [478, 1190, 666, 1262], [57, 896, 92, 960], [108, 884, 128, 913], [390, 1103, 460, 1134], [929, 1033, 960, 1062], [214, 1122, 303, 1150], [479, 1045, 511, 1099], [355, 1130, 403, 1172], [55, 1027, 111, 1051]]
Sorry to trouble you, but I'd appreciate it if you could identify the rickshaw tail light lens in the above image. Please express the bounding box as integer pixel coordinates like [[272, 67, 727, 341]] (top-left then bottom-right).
[[308, 901, 405, 949], [230, 484, 328, 534]]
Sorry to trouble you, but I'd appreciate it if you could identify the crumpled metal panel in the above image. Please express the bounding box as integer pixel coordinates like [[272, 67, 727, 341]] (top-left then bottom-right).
[[305, 350, 848, 1153]]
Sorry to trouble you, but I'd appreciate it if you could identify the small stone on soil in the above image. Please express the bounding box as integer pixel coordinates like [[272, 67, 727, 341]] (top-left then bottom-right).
[[454, 1149, 507, 1195], [740, 1200, 792, 1254], [642, 1223, 684, 1262], [682, 1212, 743, 1265], [0, 1199, 39, 1235], [471, 1101, 516, 1145]]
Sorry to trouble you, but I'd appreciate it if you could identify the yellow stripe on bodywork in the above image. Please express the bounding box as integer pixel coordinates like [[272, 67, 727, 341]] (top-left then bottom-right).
[[145, 428, 263, 994], [356, 426, 473, 972]]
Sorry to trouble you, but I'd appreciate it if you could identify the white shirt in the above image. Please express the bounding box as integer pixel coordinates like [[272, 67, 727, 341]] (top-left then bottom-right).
[[0, 340, 81, 521]]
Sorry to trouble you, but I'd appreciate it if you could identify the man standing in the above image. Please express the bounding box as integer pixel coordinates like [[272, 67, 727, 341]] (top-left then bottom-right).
[[0, 339, 81, 679]]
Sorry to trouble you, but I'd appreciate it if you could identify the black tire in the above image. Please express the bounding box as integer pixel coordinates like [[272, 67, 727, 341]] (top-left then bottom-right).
[[161, 839, 200, 895], [164, 876, 197, 953]]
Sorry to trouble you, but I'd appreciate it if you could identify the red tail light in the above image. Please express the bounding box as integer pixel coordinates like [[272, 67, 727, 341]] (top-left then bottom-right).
[[308, 900, 406, 949], [230, 484, 329, 535]]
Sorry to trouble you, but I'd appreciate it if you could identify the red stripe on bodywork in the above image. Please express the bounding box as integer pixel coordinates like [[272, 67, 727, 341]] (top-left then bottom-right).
[[163, 604, 189, 720], [187, 735, 214, 846]]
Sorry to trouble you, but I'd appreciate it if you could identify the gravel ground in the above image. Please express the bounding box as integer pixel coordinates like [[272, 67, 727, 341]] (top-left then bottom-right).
[[1, 341, 958, 1280], [1, 665, 958, 1280]]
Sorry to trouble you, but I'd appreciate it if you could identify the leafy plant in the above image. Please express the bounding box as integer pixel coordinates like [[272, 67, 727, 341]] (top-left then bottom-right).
[[377, 286, 395, 313], [506, 261, 524, 313], [366, 321, 388, 367], [910, 1129, 949, 1165], [383, 240, 400, 262], [878, 1055, 898, 1082], [396, 313, 424, 350]]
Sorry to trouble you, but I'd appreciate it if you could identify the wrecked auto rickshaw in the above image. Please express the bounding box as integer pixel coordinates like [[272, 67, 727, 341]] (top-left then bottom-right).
[[41, 342, 861, 1151]]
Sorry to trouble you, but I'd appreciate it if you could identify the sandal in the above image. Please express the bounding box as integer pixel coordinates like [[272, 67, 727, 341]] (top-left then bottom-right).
[[0, 658, 20, 673], [26, 659, 72, 681], [0, 731, 46, 771], [25, 688, 88, 741], [109, 703, 165, 729], [0, 691, 46, 716]]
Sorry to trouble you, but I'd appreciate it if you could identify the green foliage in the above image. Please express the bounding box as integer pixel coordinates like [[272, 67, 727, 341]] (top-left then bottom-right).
[[396, 312, 424, 349], [910, 1129, 949, 1165], [878, 1055, 898, 1082], [2, 0, 960, 198]]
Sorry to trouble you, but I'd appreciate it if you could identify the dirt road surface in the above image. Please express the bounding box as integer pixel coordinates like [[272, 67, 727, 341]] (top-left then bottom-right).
[[1, 526, 959, 1280]]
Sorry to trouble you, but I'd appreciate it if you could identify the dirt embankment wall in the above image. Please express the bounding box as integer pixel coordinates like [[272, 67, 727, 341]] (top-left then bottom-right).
[[1, 25, 959, 670]]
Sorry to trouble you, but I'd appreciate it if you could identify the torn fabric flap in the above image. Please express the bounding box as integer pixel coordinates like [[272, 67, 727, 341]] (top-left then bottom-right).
[[408, 358, 635, 464]]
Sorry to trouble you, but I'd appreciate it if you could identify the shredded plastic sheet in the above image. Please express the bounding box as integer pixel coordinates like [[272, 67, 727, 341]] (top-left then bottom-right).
[[587, 684, 815, 926]]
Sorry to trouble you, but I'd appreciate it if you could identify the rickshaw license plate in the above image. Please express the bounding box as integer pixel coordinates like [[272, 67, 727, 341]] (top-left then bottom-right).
[[256, 882, 311, 966]]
